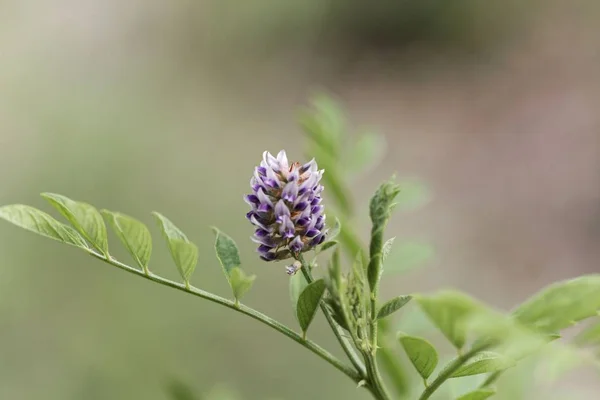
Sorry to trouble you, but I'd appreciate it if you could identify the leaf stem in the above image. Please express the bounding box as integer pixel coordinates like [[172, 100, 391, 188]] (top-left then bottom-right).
[[86, 250, 361, 384], [297, 254, 367, 377], [418, 344, 490, 400]]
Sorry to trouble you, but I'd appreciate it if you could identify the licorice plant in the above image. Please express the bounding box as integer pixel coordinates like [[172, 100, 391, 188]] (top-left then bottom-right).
[[1, 96, 600, 400]]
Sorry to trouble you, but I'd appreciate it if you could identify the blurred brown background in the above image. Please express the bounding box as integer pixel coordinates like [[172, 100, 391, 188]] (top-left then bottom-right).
[[1, 1, 599, 399]]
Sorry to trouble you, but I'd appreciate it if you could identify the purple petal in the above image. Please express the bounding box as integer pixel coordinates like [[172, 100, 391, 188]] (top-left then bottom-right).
[[294, 201, 308, 211], [286, 264, 300, 275], [289, 236, 304, 252], [279, 215, 295, 238], [274, 200, 290, 221], [297, 217, 310, 227], [282, 181, 299, 203], [244, 194, 260, 206], [288, 168, 299, 182], [257, 166, 267, 176], [251, 235, 275, 247], [264, 178, 279, 189], [260, 252, 276, 261], [256, 187, 273, 207], [255, 228, 269, 237], [250, 214, 269, 231], [311, 205, 323, 215], [315, 218, 325, 231], [306, 229, 319, 238], [300, 159, 317, 174], [257, 203, 272, 213], [310, 233, 325, 247], [299, 174, 317, 192], [311, 197, 320, 206], [265, 166, 279, 184], [258, 244, 274, 253]]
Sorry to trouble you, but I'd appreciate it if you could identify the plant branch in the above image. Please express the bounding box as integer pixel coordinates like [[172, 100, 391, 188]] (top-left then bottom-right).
[[418, 344, 491, 400], [364, 352, 393, 400], [297, 254, 367, 377], [86, 250, 361, 384]]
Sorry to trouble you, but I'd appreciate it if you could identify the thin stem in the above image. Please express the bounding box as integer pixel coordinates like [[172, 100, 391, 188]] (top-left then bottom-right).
[[368, 254, 382, 352], [296, 255, 390, 400], [364, 353, 393, 400], [364, 226, 391, 399], [86, 250, 361, 384], [418, 344, 490, 400], [296, 254, 367, 377]]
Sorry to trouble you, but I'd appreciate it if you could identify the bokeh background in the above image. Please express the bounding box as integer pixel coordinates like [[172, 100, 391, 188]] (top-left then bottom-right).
[[1, 1, 600, 399]]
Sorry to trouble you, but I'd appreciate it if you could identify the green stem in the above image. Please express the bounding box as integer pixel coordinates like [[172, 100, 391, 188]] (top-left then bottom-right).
[[418, 344, 490, 400], [364, 352, 393, 400], [365, 226, 389, 399], [296, 255, 389, 400], [297, 254, 367, 377], [87, 250, 361, 384]]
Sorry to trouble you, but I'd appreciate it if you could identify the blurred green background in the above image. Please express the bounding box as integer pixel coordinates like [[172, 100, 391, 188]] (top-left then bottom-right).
[[1, 0, 600, 399]]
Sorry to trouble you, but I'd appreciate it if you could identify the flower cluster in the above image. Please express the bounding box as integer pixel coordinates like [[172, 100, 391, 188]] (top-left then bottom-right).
[[245, 150, 327, 263]]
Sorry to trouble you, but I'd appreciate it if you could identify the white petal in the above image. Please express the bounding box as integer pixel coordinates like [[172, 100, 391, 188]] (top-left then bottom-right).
[[277, 150, 289, 169]]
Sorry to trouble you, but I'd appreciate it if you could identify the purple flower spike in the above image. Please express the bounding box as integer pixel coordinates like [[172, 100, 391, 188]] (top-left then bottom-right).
[[245, 150, 327, 268]]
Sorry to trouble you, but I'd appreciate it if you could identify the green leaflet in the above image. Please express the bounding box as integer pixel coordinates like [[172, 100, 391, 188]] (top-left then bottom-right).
[[103, 210, 152, 271], [153, 212, 198, 284], [398, 333, 438, 380], [229, 267, 256, 303], [211, 227, 241, 276], [296, 279, 327, 335], [513, 274, 600, 333], [211, 228, 255, 302], [0, 204, 89, 249], [449, 352, 515, 378], [41, 193, 108, 254], [377, 295, 412, 319]]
